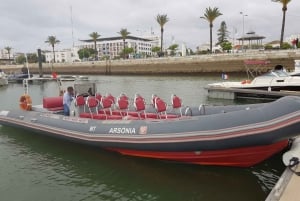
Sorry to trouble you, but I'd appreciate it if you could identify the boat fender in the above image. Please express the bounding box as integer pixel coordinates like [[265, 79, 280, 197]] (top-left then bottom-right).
[[184, 107, 192, 116], [282, 138, 300, 176], [19, 94, 32, 111], [199, 104, 206, 115]]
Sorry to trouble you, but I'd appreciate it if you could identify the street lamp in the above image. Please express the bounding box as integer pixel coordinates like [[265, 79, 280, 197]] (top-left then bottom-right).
[[240, 12, 248, 52]]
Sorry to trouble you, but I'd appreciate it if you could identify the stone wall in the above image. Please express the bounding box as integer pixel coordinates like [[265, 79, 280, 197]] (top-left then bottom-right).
[[1, 50, 300, 75]]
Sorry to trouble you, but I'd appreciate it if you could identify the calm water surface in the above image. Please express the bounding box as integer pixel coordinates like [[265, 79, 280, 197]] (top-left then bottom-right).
[[0, 75, 285, 201]]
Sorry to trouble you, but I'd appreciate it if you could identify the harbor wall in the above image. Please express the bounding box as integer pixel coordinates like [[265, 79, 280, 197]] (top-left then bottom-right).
[[1, 50, 300, 75]]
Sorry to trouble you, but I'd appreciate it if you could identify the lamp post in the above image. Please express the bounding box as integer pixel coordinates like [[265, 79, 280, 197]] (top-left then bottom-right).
[[240, 12, 248, 52]]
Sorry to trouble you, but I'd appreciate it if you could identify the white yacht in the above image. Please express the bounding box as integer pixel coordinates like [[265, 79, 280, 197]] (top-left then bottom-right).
[[208, 68, 300, 92]]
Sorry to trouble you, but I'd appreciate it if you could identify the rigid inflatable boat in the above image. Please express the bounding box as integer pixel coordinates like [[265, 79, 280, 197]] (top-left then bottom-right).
[[1, 82, 300, 167]]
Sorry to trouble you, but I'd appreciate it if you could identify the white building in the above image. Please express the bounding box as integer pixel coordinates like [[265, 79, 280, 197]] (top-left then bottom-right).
[[44, 47, 80, 63], [0, 48, 14, 59], [78, 36, 154, 59], [143, 35, 160, 49]]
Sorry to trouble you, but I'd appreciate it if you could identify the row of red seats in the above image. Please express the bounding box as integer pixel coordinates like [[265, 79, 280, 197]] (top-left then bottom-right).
[[74, 93, 183, 120]]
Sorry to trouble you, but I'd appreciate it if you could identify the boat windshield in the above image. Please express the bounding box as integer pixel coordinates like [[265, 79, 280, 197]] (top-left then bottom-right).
[[260, 70, 290, 78]]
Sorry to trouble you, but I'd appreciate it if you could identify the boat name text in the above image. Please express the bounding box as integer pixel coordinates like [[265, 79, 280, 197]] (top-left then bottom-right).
[[109, 127, 136, 134]]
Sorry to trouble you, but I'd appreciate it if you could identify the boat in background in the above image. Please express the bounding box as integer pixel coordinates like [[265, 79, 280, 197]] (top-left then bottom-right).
[[7, 66, 33, 83], [0, 69, 8, 86], [208, 63, 300, 92]]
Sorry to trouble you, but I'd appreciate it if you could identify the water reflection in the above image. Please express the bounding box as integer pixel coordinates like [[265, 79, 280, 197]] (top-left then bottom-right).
[[0, 125, 283, 201]]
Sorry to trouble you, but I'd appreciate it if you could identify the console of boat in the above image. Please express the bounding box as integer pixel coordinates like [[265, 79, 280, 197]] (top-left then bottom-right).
[[1, 81, 300, 167]]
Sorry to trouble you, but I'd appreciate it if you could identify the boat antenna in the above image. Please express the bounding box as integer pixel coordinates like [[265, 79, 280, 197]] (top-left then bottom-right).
[[25, 53, 30, 75], [23, 53, 30, 95], [70, 5, 75, 48]]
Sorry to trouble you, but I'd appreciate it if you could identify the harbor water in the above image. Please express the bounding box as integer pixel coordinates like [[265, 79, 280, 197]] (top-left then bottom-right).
[[0, 75, 286, 201]]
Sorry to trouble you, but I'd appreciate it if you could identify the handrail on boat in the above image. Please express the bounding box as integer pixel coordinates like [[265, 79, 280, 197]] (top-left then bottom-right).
[[244, 59, 271, 79]]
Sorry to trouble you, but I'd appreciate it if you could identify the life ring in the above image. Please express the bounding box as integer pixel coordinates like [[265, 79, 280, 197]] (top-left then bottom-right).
[[241, 80, 252, 84], [19, 94, 32, 111]]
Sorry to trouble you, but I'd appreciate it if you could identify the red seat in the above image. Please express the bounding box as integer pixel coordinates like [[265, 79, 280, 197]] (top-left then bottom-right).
[[75, 95, 85, 107], [99, 96, 114, 116], [86, 96, 101, 119], [134, 94, 146, 119], [116, 94, 129, 116], [75, 95, 91, 118], [154, 97, 167, 119], [106, 93, 115, 104], [43, 96, 63, 111], [171, 94, 183, 116], [95, 93, 102, 102]]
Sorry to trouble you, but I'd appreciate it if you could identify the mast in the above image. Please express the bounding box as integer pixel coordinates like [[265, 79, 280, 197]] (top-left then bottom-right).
[[70, 5, 75, 48]]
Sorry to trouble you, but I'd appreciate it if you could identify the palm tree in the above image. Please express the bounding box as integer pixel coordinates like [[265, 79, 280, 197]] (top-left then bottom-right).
[[4, 46, 12, 63], [271, 0, 292, 48], [89, 32, 101, 60], [118, 28, 131, 59], [156, 14, 169, 54], [45, 36, 60, 62], [200, 7, 222, 53]]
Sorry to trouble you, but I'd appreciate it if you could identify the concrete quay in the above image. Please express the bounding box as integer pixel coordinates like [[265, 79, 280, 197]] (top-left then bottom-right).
[[266, 166, 300, 201], [266, 137, 300, 201], [1, 50, 300, 75]]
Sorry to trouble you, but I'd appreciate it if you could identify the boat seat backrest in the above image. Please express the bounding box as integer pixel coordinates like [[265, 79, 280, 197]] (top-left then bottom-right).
[[86, 96, 99, 114], [75, 95, 85, 106], [95, 93, 102, 102], [106, 93, 115, 104], [116, 94, 129, 116], [134, 94, 144, 102], [134, 97, 146, 111], [101, 96, 113, 109], [171, 94, 182, 109], [87, 96, 98, 108], [155, 97, 167, 113], [119, 93, 129, 100], [74, 95, 86, 114], [117, 96, 129, 110]]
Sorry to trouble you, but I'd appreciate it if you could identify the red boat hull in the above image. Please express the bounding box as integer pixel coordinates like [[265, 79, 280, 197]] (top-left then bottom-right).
[[107, 140, 289, 167]]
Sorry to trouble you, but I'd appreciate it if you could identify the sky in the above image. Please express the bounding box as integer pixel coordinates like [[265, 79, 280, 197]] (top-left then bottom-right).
[[1, 0, 300, 53]]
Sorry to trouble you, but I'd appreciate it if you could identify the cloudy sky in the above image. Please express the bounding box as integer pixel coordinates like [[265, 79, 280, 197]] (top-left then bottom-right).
[[1, 0, 300, 53]]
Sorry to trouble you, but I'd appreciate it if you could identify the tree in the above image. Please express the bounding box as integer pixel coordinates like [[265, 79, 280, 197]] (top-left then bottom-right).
[[4, 46, 12, 62], [217, 21, 230, 45], [16, 55, 26, 64], [118, 28, 131, 59], [200, 7, 222, 53], [78, 48, 95, 60], [89, 32, 100, 60], [119, 47, 134, 59], [220, 41, 232, 52], [45, 36, 60, 62], [151, 46, 161, 56], [168, 44, 179, 56], [271, 0, 291, 48], [281, 42, 292, 49], [156, 14, 169, 54], [27, 53, 38, 63]]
